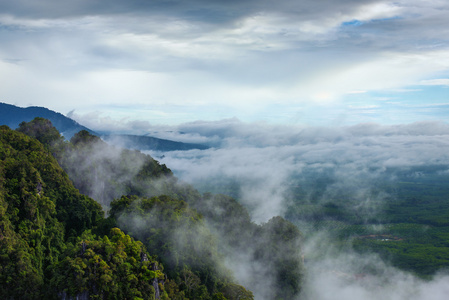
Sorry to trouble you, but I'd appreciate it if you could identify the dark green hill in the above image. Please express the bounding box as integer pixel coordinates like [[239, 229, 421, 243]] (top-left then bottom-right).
[[0, 124, 214, 299], [62, 127, 303, 299], [0, 125, 104, 298], [11, 118, 305, 300]]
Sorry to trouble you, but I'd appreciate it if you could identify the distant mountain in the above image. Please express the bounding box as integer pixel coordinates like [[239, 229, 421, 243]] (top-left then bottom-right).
[[0, 102, 209, 151], [0, 102, 95, 139], [102, 134, 210, 151]]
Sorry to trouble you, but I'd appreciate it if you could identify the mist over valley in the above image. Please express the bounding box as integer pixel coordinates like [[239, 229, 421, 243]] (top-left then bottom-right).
[[2, 105, 449, 299], [143, 119, 449, 299]]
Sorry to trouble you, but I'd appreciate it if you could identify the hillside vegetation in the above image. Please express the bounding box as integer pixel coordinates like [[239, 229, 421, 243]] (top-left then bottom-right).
[[0, 118, 304, 299]]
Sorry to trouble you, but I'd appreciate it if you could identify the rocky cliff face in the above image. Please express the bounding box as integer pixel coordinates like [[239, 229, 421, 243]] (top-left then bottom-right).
[[151, 263, 162, 299], [59, 291, 89, 300]]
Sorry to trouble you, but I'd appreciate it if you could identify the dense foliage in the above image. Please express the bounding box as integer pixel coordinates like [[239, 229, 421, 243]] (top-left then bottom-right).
[[1, 118, 305, 299], [107, 195, 254, 300], [62, 129, 303, 299], [51, 228, 169, 300], [0, 125, 102, 298]]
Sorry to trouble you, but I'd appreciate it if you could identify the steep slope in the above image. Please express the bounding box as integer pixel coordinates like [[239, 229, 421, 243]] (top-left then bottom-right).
[[0, 124, 199, 299], [14, 118, 305, 299], [0, 125, 103, 298], [0, 125, 103, 237], [51, 228, 170, 300]]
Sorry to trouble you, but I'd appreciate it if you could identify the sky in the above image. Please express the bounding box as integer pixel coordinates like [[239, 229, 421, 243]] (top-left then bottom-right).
[[1, 0, 449, 128], [3, 2, 449, 297]]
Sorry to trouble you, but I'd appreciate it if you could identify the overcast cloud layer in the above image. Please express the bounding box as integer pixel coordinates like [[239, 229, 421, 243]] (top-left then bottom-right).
[[1, 0, 449, 125]]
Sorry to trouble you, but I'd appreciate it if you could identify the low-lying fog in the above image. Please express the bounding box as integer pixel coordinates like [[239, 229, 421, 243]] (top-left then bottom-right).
[[144, 119, 449, 299]]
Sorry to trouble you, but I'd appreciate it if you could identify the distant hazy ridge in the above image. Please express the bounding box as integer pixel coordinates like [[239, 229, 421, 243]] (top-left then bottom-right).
[[0, 102, 209, 151]]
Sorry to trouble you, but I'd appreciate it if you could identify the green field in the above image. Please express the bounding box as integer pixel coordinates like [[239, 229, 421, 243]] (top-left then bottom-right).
[[284, 170, 449, 276]]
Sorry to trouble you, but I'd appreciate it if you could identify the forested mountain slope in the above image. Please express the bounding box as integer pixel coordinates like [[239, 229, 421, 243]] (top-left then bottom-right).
[[0, 125, 178, 299], [0, 118, 304, 299]]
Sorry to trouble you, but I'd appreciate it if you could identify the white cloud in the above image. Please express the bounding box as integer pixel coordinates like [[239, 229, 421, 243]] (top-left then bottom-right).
[[302, 248, 449, 300], [419, 78, 449, 86], [1, 0, 449, 124]]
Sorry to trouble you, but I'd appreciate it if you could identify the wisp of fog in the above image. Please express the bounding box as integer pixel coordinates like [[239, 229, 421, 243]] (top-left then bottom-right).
[[146, 119, 449, 299]]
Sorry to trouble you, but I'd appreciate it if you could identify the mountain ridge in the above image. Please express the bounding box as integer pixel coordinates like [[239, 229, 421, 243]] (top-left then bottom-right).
[[0, 102, 209, 151], [0, 102, 95, 139], [102, 133, 209, 151]]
